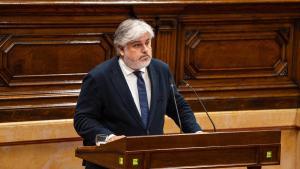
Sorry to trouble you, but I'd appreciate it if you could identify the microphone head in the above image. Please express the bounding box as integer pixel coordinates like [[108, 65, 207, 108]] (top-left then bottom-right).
[[181, 80, 190, 87], [169, 78, 175, 88]]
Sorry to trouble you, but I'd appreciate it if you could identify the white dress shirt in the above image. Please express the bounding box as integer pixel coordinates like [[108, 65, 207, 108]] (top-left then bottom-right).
[[118, 58, 151, 116]]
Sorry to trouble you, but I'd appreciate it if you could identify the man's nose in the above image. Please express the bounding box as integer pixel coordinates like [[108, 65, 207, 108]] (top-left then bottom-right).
[[141, 44, 149, 52]]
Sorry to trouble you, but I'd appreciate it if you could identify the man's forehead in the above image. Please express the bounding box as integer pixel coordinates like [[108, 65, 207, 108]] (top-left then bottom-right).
[[130, 38, 150, 43], [132, 33, 151, 41]]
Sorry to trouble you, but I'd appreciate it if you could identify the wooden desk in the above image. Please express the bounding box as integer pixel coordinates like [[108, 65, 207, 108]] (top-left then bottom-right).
[[76, 130, 281, 169]]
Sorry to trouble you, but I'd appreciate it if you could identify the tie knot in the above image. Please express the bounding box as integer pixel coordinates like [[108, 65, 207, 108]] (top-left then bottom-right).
[[133, 71, 142, 78]]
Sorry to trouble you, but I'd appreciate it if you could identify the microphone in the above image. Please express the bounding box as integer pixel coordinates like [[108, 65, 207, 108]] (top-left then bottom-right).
[[169, 78, 183, 134], [181, 80, 216, 132]]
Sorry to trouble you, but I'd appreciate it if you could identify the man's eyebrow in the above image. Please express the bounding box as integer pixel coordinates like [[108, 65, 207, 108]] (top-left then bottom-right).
[[130, 40, 140, 44], [130, 38, 150, 44]]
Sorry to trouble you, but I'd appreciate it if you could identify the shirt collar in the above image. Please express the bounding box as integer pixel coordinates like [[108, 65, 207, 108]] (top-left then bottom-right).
[[118, 58, 146, 76]]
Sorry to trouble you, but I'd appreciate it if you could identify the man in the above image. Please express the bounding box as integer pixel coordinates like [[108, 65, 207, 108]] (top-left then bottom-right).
[[74, 19, 202, 169]]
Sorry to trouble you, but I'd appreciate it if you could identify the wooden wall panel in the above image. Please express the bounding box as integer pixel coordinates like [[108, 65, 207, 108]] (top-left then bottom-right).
[[177, 11, 300, 111], [0, 0, 299, 122], [1, 34, 113, 86], [181, 24, 294, 86], [184, 31, 286, 78], [154, 18, 178, 73]]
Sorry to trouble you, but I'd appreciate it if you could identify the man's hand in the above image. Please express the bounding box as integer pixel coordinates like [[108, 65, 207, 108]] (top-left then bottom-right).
[[106, 135, 126, 142]]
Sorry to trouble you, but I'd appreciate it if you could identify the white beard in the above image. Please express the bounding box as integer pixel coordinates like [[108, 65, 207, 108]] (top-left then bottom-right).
[[123, 56, 151, 70]]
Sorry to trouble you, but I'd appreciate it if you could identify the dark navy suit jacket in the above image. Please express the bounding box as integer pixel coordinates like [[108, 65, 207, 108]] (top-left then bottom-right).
[[74, 56, 201, 169]]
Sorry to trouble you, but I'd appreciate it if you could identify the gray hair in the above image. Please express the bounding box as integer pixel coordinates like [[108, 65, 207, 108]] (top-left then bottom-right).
[[114, 19, 155, 55]]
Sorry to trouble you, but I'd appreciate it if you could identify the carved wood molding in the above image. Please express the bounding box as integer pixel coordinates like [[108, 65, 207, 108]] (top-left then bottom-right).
[[184, 27, 289, 79], [154, 18, 178, 72], [0, 137, 81, 147], [0, 33, 113, 86]]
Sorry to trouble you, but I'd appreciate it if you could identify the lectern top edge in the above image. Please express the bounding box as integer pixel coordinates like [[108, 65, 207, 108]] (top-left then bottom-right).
[[83, 130, 280, 152]]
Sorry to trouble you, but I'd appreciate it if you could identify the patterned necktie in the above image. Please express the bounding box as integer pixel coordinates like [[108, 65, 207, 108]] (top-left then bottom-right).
[[133, 71, 149, 127]]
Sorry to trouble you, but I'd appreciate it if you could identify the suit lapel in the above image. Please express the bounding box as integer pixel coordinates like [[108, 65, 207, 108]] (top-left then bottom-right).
[[147, 62, 160, 127], [109, 57, 145, 128]]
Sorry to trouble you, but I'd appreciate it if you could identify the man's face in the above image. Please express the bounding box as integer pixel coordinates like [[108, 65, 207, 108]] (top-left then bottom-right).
[[120, 33, 152, 70]]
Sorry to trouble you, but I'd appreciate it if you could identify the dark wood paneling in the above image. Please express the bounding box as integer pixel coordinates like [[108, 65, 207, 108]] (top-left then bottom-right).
[[1, 34, 113, 86], [155, 18, 178, 73], [177, 11, 300, 112], [294, 21, 300, 89], [0, 107, 75, 123], [0, 0, 299, 122], [184, 30, 287, 78]]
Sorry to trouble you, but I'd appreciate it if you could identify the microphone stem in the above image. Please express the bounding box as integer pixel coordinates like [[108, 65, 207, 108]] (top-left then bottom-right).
[[193, 88, 216, 132], [183, 80, 216, 132], [170, 83, 183, 134]]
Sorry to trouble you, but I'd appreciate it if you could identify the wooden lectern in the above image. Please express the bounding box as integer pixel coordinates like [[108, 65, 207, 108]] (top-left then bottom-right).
[[76, 130, 280, 169]]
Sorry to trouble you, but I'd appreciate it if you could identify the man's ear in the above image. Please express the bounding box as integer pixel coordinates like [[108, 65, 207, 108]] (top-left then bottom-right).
[[119, 46, 125, 56]]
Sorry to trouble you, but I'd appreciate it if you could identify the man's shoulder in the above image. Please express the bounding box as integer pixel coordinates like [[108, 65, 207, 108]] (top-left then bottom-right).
[[89, 56, 118, 76], [150, 58, 169, 69]]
